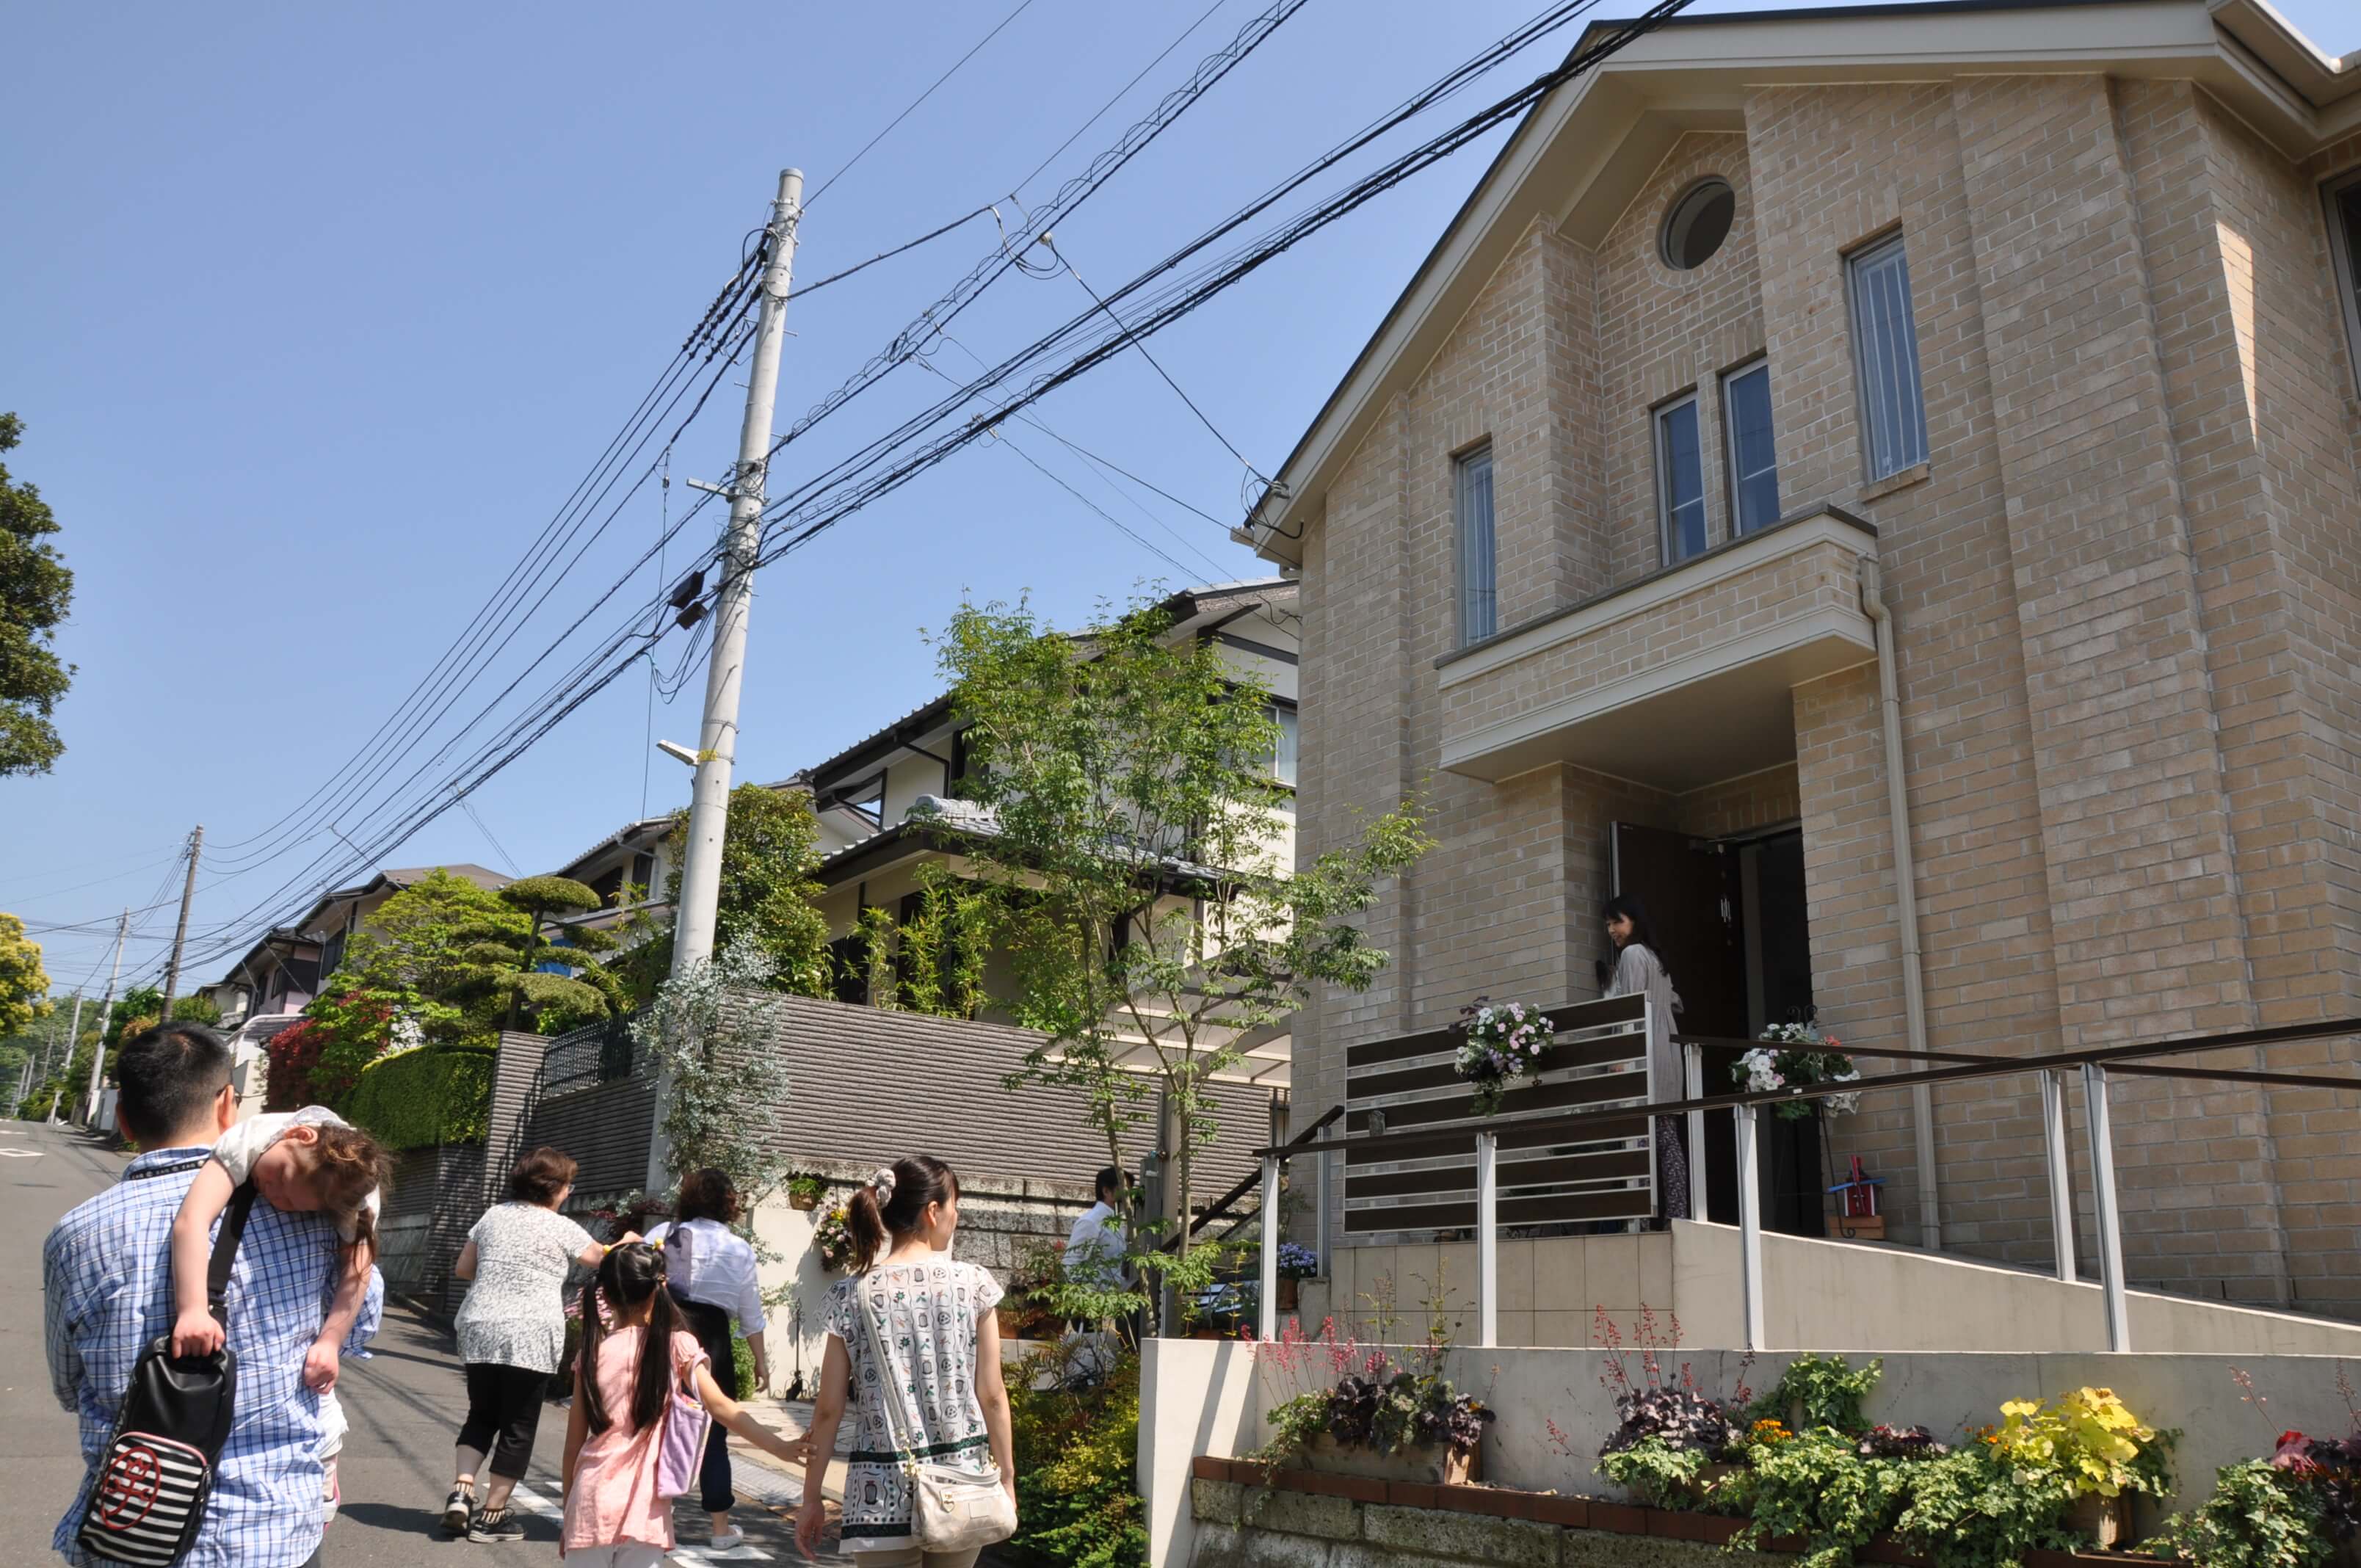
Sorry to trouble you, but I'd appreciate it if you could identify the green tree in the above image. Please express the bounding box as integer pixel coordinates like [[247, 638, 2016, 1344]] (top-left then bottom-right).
[[932, 596, 1430, 1299], [170, 995, 221, 1026], [0, 414, 75, 776], [334, 869, 527, 1008], [104, 986, 162, 1051], [496, 874, 623, 1031], [618, 784, 833, 1003], [0, 913, 51, 1038]]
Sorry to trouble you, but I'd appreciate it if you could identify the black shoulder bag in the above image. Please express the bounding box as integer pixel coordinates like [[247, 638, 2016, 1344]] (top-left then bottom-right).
[[75, 1179, 258, 1567]]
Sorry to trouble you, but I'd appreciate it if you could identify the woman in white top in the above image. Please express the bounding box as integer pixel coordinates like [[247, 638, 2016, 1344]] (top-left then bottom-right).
[[1603, 895, 1689, 1223], [795, 1157, 1016, 1568], [645, 1167, 767, 1552]]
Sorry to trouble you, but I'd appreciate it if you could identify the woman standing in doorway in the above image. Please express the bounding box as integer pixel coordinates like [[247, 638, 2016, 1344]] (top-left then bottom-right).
[[645, 1168, 769, 1553], [1604, 895, 1689, 1223], [794, 1157, 1017, 1567]]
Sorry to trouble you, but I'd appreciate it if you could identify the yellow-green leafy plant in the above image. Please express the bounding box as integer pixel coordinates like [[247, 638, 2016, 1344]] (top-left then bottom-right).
[[1992, 1387, 2158, 1498]]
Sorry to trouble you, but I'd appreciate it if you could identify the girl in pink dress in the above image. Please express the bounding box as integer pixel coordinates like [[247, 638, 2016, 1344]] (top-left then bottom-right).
[[560, 1242, 808, 1566]]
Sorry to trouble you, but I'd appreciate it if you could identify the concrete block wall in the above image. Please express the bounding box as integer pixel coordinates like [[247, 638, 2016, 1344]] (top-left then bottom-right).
[[1295, 75, 2361, 1315]]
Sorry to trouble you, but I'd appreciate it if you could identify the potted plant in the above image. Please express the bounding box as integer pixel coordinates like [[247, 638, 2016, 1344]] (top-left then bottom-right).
[[1734, 1022, 1862, 1117], [1455, 997, 1555, 1115], [812, 1202, 857, 1273], [1989, 1386, 2166, 1548], [1274, 1241, 1317, 1312], [787, 1173, 827, 1212], [1266, 1369, 1493, 1484]]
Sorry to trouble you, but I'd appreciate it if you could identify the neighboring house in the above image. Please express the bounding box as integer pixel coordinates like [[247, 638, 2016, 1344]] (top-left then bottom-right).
[[1242, 0, 2361, 1315], [545, 813, 680, 943], [207, 926, 324, 1025], [211, 864, 513, 1009], [799, 576, 1300, 1088]]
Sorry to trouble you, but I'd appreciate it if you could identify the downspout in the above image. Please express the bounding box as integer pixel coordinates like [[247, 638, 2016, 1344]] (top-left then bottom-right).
[[1858, 557, 1941, 1252]]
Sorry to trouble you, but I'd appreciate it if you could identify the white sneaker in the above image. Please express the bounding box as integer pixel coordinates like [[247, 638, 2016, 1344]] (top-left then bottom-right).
[[711, 1528, 747, 1551]]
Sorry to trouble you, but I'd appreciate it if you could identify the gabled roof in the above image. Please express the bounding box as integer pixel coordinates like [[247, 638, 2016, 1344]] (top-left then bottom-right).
[[1239, 0, 2356, 564], [553, 816, 674, 881], [801, 578, 1298, 791]]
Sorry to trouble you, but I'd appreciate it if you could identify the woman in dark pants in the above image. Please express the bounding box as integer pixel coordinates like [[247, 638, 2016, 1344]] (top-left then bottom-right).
[[647, 1168, 769, 1552], [446, 1147, 620, 1541], [1604, 895, 1690, 1225]]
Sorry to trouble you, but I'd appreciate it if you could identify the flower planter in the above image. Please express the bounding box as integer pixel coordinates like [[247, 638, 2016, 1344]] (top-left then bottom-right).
[[788, 1190, 822, 1212], [1305, 1434, 1481, 1487], [1277, 1279, 1300, 1313], [2063, 1492, 2130, 1550]]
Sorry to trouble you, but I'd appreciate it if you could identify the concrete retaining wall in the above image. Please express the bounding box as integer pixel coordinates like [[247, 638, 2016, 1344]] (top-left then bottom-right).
[[1299, 1220, 2361, 1356]]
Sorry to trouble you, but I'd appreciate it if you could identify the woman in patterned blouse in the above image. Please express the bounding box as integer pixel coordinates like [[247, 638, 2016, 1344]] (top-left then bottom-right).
[[794, 1157, 1016, 1567]]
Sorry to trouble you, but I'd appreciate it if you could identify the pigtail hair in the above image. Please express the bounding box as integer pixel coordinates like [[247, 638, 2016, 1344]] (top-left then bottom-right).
[[578, 1275, 615, 1434], [634, 1280, 683, 1431]]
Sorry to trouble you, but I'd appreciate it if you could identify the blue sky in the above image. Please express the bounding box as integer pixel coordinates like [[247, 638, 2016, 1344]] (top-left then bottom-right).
[[5, 0, 2354, 995]]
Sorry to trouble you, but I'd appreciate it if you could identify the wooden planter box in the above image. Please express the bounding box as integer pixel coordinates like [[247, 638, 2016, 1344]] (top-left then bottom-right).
[[1305, 1434, 1481, 1487], [788, 1189, 822, 1212], [1277, 1278, 1301, 1312]]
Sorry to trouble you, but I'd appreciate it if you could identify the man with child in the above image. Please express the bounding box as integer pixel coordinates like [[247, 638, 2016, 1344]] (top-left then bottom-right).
[[43, 1021, 385, 1567]]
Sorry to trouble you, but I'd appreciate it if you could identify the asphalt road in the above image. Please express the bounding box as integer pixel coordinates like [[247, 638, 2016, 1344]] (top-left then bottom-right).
[[3, 1122, 830, 1567]]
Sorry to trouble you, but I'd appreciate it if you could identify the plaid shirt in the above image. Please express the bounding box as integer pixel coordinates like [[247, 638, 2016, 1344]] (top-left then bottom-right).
[[43, 1144, 386, 1568]]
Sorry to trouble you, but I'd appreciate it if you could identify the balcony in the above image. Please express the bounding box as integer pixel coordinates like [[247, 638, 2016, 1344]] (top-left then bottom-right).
[[1437, 506, 1879, 791]]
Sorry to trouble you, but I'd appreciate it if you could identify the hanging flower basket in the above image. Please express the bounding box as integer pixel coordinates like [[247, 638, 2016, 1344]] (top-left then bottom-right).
[[1734, 1023, 1861, 1119], [812, 1202, 857, 1272], [1454, 997, 1555, 1116]]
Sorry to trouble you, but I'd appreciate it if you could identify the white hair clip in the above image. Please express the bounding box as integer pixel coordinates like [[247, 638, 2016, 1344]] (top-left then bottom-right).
[[870, 1165, 898, 1200]]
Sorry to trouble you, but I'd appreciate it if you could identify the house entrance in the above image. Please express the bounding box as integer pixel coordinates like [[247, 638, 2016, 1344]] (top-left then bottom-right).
[[1610, 821, 1821, 1235]]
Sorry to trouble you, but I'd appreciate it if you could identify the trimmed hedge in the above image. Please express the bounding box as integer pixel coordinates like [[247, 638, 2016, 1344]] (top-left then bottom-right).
[[345, 1045, 496, 1150]]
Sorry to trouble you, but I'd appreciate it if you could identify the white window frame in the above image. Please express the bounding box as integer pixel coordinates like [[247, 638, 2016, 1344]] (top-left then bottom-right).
[[2325, 168, 2361, 401], [1846, 232, 1931, 481], [1655, 391, 1708, 565], [1720, 358, 1780, 536], [1454, 443, 1497, 645]]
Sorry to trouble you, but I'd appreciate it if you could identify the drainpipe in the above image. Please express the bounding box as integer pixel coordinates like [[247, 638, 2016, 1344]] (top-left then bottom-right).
[[1858, 558, 1942, 1253]]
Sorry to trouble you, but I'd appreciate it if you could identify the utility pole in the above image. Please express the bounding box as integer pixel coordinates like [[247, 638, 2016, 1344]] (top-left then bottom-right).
[[669, 169, 804, 981], [646, 168, 803, 1197], [156, 826, 204, 1026], [85, 908, 130, 1122]]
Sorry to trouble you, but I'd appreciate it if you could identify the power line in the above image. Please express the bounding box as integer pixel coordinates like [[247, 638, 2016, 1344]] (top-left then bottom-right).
[[167, 0, 1678, 977], [1042, 233, 1264, 482], [792, 204, 998, 301], [745, 0, 1693, 574], [1009, 0, 1235, 199], [805, 0, 1042, 206], [459, 799, 523, 878]]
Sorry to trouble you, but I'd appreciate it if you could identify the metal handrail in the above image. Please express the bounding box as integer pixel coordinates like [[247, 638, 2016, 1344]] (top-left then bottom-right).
[[1249, 1014, 2361, 1353]]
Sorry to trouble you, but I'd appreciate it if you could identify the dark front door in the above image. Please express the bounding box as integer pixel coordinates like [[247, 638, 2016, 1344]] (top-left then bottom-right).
[[1610, 823, 1745, 1223], [1609, 822, 1821, 1235]]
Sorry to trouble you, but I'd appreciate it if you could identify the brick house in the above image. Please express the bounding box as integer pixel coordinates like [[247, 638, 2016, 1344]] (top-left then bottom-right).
[[1243, 0, 2361, 1317]]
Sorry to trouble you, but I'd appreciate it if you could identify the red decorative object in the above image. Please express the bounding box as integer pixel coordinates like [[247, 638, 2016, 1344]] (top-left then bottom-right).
[[1832, 1155, 1884, 1218]]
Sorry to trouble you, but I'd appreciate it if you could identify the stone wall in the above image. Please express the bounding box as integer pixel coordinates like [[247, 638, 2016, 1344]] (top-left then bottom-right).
[[1189, 1480, 1782, 1568]]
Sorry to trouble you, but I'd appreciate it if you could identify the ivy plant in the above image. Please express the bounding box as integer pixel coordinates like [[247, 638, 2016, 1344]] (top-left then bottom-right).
[[2144, 1459, 2334, 1568]]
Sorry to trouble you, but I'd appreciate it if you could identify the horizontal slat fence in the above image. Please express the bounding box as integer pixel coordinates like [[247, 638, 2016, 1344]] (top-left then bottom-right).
[[1342, 994, 1655, 1239]]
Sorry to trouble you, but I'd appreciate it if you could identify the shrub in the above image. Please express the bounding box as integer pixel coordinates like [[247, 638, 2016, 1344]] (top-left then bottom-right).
[[1751, 1353, 1884, 1436], [344, 1045, 495, 1150], [2145, 1459, 2334, 1568], [1005, 1349, 1145, 1568], [264, 1019, 329, 1111]]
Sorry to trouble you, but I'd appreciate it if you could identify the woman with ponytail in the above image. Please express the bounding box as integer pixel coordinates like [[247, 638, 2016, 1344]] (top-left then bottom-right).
[[794, 1157, 1016, 1567], [559, 1243, 807, 1566]]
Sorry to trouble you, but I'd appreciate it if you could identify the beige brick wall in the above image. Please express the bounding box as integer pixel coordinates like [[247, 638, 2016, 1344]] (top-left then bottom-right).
[[1297, 78, 2361, 1317]]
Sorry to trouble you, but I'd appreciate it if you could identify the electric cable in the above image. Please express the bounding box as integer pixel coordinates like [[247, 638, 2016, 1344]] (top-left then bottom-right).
[[791, 203, 998, 302], [1008, 0, 1234, 200], [805, 0, 1042, 206], [172, 0, 1686, 973]]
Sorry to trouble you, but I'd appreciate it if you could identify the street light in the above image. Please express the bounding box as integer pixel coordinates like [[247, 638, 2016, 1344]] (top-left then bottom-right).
[[656, 740, 699, 769]]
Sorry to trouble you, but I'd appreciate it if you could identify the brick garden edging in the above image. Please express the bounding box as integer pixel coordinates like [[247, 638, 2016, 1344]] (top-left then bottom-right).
[[1187, 1458, 2158, 1567]]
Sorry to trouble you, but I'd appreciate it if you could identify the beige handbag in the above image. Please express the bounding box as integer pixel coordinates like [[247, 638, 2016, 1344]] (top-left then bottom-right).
[[855, 1271, 1018, 1552]]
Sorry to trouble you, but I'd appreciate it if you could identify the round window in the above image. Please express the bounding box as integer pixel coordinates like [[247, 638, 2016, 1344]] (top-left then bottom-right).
[[1660, 178, 1736, 271]]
